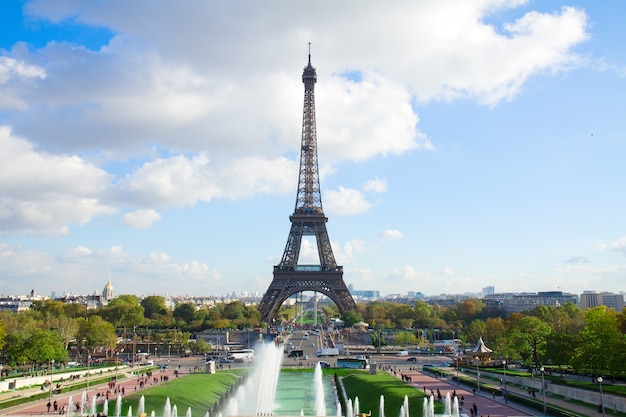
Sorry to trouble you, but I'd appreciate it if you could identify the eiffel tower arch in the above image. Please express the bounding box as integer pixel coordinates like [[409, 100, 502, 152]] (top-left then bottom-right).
[[258, 49, 357, 323]]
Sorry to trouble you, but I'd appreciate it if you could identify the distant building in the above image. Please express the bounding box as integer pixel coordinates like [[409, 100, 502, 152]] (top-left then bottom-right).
[[484, 291, 578, 315], [580, 291, 624, 311], [351, 290, 380, 300], [102, 277, 114, 303], [482, 286, 495, 296]]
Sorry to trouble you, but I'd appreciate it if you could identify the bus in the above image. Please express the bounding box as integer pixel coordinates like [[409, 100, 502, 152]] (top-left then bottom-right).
[[337, 357, 369, 369], [227, 349, 255, 360]]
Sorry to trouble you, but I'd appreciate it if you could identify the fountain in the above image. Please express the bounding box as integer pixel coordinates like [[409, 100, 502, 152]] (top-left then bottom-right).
[[163, 397, 172, 417], [80, 390, 87, 415], [399, 395, 409, 417], [314, 362, 326, 416], [66, 395, 72, 417], [421, 393, 461, 417], [103, 399, 109, 416], [115, 394, 122, 417], [378, 395, 385, 417], [138, 395, 146, 416], [346, 398, 354, 417]]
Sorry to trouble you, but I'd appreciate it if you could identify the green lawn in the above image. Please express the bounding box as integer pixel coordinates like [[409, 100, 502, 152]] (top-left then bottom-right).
[[339, 370, 430, 417], [118, 370, 246, 417], [113, 368, 427, 417]]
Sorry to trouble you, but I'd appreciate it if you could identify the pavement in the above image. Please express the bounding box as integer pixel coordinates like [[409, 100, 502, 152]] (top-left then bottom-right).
[[0, 362, 191, 416], [390, 365, 604, 417], [0, 357, 608, 417]]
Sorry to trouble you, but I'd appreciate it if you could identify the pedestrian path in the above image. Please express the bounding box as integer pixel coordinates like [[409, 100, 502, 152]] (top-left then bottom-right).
[[392, 366, 602, 417], [0, 368, 175, 416], [397, 369, 534, 417]]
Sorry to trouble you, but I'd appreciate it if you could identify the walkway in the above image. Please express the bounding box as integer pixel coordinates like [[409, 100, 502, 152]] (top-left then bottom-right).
[[398, 368, 533, 417], [0, 367, 179, 416], [393, 365, 604, 417]]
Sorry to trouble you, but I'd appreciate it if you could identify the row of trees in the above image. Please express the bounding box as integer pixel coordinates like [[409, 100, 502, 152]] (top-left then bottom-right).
[[1, 294, 625, 377]]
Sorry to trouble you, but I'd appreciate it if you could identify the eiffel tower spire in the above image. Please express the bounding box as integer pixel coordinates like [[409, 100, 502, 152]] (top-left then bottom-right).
[[258, 48, 356, 323]]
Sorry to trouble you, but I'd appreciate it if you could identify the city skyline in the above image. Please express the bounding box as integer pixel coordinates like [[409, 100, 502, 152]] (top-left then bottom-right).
[[1, 1, 626, 298]]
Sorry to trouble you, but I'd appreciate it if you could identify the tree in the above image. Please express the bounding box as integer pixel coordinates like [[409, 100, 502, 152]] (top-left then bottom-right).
[[101, 295, 144, 331], [456, 299, 485, 325], [394, 331, 418, 346], [465, 319, 486, 345], [505, 316, 552, 367], [141, 296, 169, 319], [22, 329, 68, 369], [342, 310, 364, 328], [572, 306, 623, 375], [173, 303, 197, 323], [77, 316, 117, 356], [483, 317, 506, 351]]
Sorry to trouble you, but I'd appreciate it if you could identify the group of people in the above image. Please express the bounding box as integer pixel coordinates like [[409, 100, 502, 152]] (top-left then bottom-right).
[[45, 399, 67, 414]]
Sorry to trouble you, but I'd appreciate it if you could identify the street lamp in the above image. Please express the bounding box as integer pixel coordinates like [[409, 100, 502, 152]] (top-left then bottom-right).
[[48, 359, 55, 401], [540, 366, 546, 416], [115, 352, 119, 380], [86, 354, 91, 391], [597, 377, 606, 417], [502, 360, 507, 404], [475, 356, 480, 393], [455, 354, 460, 385]]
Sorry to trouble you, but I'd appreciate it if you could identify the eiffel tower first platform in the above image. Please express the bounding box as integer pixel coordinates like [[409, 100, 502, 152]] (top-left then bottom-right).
[[258, 50, 357, 323]]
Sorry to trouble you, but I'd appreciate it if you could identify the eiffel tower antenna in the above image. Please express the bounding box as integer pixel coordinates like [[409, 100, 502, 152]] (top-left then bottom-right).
[[258, 48, 357, 323]]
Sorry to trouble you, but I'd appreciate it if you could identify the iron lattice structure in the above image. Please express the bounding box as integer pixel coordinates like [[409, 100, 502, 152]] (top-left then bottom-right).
[[258, 53, 357, 323]]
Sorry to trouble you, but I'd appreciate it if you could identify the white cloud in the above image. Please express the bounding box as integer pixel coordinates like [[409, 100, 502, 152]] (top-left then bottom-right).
[[333, 239, 367, 264], [381, 229, 404, 239], [0, 56, 46, 83], [324, 187, 370, 215], [117, 153, 296, 208], [0, 242, 222, 296], [0, 127, 116, 235], [363, 178, 387, 194], [122, 209, 161, 229], [598, 237, 626, 255], [439, 267, 456, 277], [6, 1, 587, 157]]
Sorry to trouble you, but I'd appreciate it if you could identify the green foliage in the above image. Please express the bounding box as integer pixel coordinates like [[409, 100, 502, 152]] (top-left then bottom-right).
[[100, 294, 144, 330], [77, 315, 117, 354], [141, 296, 169, 318], [342, 310, 364, 327], [505, 316, 552, 367], [173, 303, 197, 323]]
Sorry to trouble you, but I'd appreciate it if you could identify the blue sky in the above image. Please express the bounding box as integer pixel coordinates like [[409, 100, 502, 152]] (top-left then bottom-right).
[[1, 1, 625, 298]]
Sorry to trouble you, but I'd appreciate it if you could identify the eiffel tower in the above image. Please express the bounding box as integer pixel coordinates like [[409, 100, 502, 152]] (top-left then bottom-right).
[[258, 50, 357, 323]]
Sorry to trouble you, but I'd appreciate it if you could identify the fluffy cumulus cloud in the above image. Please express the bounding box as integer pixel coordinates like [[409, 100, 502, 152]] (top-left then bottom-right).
[[0, 127, 115, 235], [363, 178, 387, 194], [0, 1, 589, 233], [0, 242, 222, 296], [381, 230, 404, 240], [0, 1, 594, 294], [122, 209, 162, 229], [116, 153, 295, 208], [598, 237, 626, 255], [324, 187, 370, 215]]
